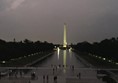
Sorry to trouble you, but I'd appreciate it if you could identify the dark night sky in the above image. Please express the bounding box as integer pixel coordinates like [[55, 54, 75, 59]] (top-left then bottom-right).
[[0, 0, 118, 44]]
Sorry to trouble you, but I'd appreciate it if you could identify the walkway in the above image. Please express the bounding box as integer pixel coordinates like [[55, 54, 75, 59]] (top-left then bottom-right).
[[0, 67, 104, 83]]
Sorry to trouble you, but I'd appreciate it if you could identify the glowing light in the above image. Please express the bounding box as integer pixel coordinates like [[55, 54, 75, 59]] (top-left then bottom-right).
[[116, 63, 118, 65], [69, 48, 72, 59], [69, 48, 72, 53], [98, 57, 102, 59], [103, 58, 106, 60], [2, 61, 6, 64], [63, 23, 67, 48], [57, 47, 60, 60], [108, 60, 111, 62], [63, 50, 67, 73]]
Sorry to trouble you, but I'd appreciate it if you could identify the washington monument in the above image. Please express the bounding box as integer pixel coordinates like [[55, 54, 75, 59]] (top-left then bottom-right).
[[59, 23, 70, 49], [63, 23, 67, 48]]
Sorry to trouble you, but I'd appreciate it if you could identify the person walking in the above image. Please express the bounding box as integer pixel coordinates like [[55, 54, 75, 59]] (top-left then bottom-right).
[[79, 73, 81, 79], [72, 65, 74, 71], [54, 76, 57, 83], [43, 75, 45, 83], [53, 68, 54, 75], [47, 75, 49, 83]]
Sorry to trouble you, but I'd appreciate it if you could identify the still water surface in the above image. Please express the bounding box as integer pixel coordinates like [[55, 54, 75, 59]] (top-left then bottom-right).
[[36, 49, 85, 68]]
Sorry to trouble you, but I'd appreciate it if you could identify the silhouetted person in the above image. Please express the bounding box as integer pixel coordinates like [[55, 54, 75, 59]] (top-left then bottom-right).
[[43, 75, 45, 83], [54, 76, 57, 83], [47, 75, 49, 83], [79, 73, 81, 79], [72, 65, 74, 71], [59, 64, 61, 68]]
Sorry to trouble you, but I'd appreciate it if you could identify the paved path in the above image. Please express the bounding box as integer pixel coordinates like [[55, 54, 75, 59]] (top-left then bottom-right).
[[0, 50, 106, 83], [0, 67, 104, 83]]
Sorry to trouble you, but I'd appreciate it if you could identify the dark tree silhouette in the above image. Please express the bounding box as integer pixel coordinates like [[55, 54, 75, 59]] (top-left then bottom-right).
[[72, 37, 118, 62], [0, 39, 54, 61]]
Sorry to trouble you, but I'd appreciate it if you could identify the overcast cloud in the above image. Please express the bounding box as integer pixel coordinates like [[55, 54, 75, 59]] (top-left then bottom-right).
[[0, 0, 118, 44]]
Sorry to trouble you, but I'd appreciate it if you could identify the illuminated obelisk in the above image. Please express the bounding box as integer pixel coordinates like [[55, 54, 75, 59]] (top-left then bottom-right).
[[63, 23, 67, 48]]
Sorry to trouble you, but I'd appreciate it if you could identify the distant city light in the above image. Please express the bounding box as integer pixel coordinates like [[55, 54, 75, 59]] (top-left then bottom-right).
[[2, 61, 6, 64], [57, 47, 60, 60], [69, 48, 72, 52], [116, 63, 118, 65], [103, 58, 106, 60], [98, 56, 101, 59], [108, 60, 112, 62]]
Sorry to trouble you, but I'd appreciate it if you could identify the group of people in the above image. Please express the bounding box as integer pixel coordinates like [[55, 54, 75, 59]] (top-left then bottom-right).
[[8, 70, 24, 78], [77, 73, 81, 79], [43, 75, 57, 83], [51, 64, 75, 71], [43, 75, 48, 83], [51, 64, 75, 68]]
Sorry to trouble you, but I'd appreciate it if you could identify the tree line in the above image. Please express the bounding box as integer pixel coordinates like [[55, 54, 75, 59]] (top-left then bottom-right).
[[72, 37, 118, 62], [0, 39, 54, 61]]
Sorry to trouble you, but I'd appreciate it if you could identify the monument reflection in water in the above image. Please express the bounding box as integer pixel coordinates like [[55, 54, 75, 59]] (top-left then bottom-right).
[[57, 47, 60, 60], [63, 50, 67, 73]]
